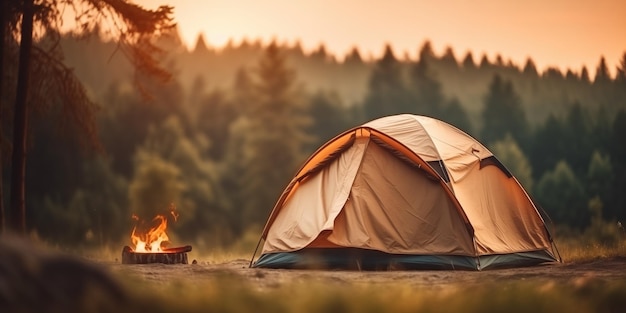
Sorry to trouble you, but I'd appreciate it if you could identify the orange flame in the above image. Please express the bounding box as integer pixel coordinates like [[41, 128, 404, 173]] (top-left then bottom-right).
[[130, 204, 178, 253]]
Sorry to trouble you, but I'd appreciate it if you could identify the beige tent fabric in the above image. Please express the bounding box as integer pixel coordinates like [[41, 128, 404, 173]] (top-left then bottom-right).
[[364, 114, 492, 163], [452, 163, 551, 254], [263, 138, 475, 255], [326, 142, 475, 255], [363, 114, 551, 254], [364, 115, 441, 161], [262, 138, 368, 253], [261, 114, 552, 257]]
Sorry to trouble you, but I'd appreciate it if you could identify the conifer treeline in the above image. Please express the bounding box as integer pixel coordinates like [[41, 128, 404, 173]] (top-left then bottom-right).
[[11, 30, 626, 247]]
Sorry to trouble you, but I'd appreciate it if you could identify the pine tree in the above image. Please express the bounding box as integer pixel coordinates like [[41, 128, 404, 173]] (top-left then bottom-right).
[[311, 43, 333, 63], [461, 51, 476, 70], [490, 134, 534, 191], [196, 89, 235, 160], [232, 41, 311, 228], [562, 102, 593, 177], [307, 91, 348, 151], [593, 56, 611, 85], [536, 160, 588, 229], [441, 98, 473, 135], [529, 114, 566, 180], [418, 41, 436, 63], [613, 52, 626, 110], [608, 109, 626, 221], [565, 69, 578, 82], [361, 44, 409, 121], [480, 74, 529, 147], [616, 52, 626, 85], [580, 66, 591, 84], [587, 150, 613, 219], [495, 54, 504, 67], [408, 51, 444, 118], [232, 67, 255, 113], [523, 58, 538, 77], [479, 54, 491, 69], [441, 46, 458, 69], [192, 33, 210, 55], [344, 46, 364, 66]]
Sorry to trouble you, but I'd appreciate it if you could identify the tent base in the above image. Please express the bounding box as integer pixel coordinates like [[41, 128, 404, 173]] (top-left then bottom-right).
[[253, 248, 557, 270]]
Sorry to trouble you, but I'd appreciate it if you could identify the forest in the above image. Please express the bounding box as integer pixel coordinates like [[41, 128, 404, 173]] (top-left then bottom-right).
[[2, 27, 625, 251]]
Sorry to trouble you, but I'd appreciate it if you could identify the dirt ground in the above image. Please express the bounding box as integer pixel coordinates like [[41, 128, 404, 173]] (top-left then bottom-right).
[[109, 256, 626, 290]]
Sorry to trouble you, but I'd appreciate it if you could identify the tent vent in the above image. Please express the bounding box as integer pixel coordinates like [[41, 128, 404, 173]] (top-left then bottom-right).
[[479, 156, 512, 178], [427, 161, 450, 182]]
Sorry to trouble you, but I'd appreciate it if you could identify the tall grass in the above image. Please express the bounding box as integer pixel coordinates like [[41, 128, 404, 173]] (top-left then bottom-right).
[[554, 217, 626, 262], [558, 238, 626, 262]]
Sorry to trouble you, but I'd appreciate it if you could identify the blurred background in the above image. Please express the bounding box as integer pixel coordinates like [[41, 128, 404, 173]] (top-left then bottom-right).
[[0, 0, 625, 254]]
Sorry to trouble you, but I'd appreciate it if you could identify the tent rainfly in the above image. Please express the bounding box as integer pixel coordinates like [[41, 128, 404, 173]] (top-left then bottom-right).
[[250, 114, 560, 270]]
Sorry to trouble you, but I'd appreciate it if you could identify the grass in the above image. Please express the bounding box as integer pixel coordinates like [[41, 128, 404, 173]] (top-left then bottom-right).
[[554, 219, 626, 262], [106, 235, 626, 313], [116, 274, 626, 313], [558, 238, 626, 262], [4, 233, 626, 313]]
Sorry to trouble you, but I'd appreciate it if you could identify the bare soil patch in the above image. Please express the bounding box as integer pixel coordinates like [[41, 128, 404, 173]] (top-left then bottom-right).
[[109, 256, 626, 289]]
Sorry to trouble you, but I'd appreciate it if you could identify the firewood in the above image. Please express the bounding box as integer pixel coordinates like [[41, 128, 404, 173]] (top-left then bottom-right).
[[162, 245, 192, 253], [121, 246, 190, 264]]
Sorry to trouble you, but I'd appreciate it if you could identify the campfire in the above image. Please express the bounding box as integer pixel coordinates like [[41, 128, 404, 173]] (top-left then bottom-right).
[[122, 205, 191, 264]]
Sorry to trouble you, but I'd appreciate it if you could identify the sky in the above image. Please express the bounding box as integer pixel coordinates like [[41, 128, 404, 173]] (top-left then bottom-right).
[[134, 0, 626, 77]]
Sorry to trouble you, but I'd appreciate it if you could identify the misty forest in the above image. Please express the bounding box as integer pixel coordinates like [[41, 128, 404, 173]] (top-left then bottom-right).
[[1, 27, 625, 251]]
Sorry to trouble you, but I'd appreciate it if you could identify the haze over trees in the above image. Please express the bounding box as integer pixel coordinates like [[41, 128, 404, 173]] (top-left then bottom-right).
[[2, 26, 625, 248], [0, 0, 175, 236]]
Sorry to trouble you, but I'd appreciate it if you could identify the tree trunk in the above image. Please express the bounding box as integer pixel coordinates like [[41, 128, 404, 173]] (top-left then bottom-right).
[[0, 0, 7, 233], [9, 0, 34, 234]]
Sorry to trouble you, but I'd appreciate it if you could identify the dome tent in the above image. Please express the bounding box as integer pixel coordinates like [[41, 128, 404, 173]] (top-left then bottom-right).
[[251, 114, 560, 270]]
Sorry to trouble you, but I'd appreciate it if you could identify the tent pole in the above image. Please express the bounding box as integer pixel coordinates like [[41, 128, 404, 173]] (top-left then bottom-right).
[[249, 236, 264, 268], [552, 240, 563, 263], [535, 204, 562, 263]]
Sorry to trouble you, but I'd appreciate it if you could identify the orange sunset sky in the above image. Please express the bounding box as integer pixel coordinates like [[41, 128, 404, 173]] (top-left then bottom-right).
[[134, 0, 626, 76]]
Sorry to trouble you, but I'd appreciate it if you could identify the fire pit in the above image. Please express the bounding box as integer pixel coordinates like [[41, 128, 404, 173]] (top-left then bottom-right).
[[122, 245, 192, 264], [122, 205, 191, 264]]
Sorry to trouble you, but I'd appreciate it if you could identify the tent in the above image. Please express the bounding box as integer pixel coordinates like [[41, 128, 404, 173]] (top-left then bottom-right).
[[251, 114, 560, 270]]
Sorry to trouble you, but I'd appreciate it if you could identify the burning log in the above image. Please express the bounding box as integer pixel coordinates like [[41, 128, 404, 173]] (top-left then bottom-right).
[[124, 205, 192, 264], [121, 245, 192, 264]]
